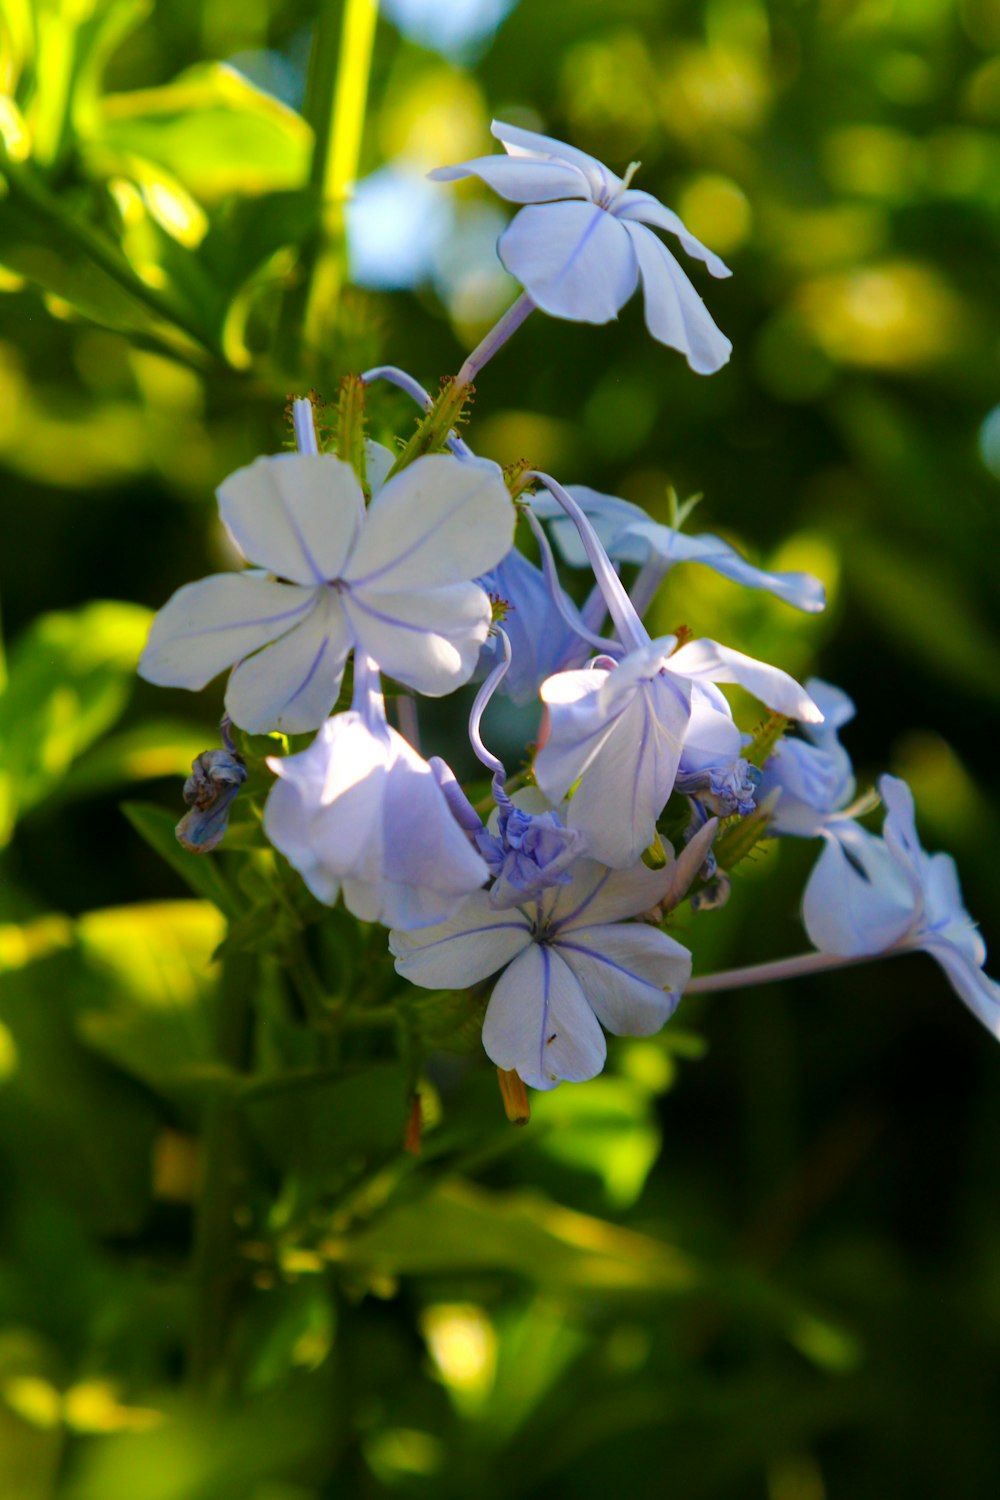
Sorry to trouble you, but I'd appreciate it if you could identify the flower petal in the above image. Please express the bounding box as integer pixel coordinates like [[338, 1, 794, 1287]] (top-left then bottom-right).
[[263, 779, 342, 905], [923, 939, 1000, 1040], [532, 485, 651, 568], [342, 580, 492, 696], [365, 439, 396, 494], [344, 453, 515, 591], [667, 637, 823, 723], [548, 854, 690, 931], [217, 454, 362, 585], [490, 119, 615, 193], [139, 574, 318, 690], [620, 522, 826, 612], [802, 824, 916, 957], [481, 943, 607, 1091], [390, 892, 531, 988], [428, 154, 591, 203], [478, 547, 592, 704], [534, 667, 618, 800], [555, 922, 690, 1036], [540, 667, 690, 870], [616, 189, 732, 278], [499, 201, 638, 324], [224, 589, 350, 733], [623, 221, 732, 374]]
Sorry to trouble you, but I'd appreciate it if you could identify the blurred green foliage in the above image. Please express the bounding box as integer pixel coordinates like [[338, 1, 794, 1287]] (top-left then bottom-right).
[[1, 1, 999, 1497]]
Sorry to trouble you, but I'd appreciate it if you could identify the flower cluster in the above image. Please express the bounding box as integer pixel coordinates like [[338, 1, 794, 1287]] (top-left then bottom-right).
[[143, 122, 998, 1106]]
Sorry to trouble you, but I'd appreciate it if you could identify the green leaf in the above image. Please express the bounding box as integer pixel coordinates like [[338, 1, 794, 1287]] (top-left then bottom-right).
[[529, 1076, 663, 1210], [244, 1061, 411, 1179], [75, 899, 226, 1100], [0, 946, 157, 1234], [121, 802, 240, 918], [324, 1178, 697, 1295], [0, 600, 151, 842], [49, 719, 206, 804], [93, 63, 311, 202]]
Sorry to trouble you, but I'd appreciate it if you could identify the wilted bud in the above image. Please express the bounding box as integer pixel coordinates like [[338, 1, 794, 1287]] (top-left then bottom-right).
[[175, 749, 247, 854]]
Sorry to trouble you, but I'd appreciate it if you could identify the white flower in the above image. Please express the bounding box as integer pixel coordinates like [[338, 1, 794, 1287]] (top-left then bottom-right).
[[264, 707, 490, 930], [430, 120, 732, 374], [803, 775, 1000, 1039], [535, 637, 822, 868], [391, 847, 707, 1090], [139, 446, 515, 734]]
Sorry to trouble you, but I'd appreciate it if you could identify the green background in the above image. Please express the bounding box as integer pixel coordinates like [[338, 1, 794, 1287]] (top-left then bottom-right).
[[0, 1, 998, 1495]]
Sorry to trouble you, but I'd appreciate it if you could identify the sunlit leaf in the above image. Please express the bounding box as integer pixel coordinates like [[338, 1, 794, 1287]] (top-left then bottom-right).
[[94, 64, 311, 202], [324, 1178, 696, 1295], [75, 899, 224, 1099], [121, 802, 240, 918], [0, 600, 151, 842]]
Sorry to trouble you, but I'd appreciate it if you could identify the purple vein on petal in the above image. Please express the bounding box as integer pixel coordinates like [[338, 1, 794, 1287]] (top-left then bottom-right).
[[170, 592, 317, 639], [548, 869, 613, 935], [346, 591, 465, 636], [272, 482, 329, 586], [553, 938, 665, 991], [537, 945, 554, 1082], [399, 919, 530, 958], [282, 634, 330, 708]]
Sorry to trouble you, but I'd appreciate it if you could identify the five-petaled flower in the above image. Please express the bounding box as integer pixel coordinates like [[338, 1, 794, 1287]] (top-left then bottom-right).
[[390, 838, 711, 1090], [431, 120, 733, 374], [139, 445, 515, 734]]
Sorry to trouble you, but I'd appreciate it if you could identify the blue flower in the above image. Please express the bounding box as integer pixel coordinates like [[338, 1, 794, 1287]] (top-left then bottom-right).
[[431, 120, 732, 373], [391, 851, 697, 1090], [803, 775, 1000, 1039]]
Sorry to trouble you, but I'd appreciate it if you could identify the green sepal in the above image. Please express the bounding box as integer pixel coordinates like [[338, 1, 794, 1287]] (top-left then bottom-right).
[[386, 377, 473, 478], [334, 372, 369, 501], [714, 800, 776, 872], [745, 711, 790, 769]]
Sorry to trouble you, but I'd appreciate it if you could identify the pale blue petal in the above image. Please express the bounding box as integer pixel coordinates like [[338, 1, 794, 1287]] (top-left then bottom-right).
[[139, 574, 318, 691], [224, 589, 351, 734], [217, 454, 362, 585], [620, 521, 826, 612], [481, 943, 607, 1091], [923, 940, 1000, 1040], [428, 153, 591, 203], [345, 453, 515, 591], [555, 922, 689, 1035], [390, 893, 531, 986], [616, 189, 732, 278], [532, 486, 650, 568], [342, 579, 492, 695], [548, 855, 686, 930], [667, 637, 823, 723], [490, 119, 615, 196], [499, 201, 638, 324], [623, 220, 732, 374], [802, 824, 916, 956], [478, 548, 592, 703]]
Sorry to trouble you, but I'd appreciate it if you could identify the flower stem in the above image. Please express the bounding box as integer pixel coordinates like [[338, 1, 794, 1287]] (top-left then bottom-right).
[[188, 950, 255, 1393], [456, 292, 535, 386], [685, 948, 890, 995]]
